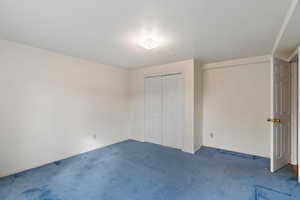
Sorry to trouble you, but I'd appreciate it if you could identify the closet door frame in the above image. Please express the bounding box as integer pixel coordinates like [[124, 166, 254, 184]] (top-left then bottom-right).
[[289, 46, 300, 183], [144, 72, 185, 150]]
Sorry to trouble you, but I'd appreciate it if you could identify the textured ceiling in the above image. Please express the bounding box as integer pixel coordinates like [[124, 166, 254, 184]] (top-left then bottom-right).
[[0, 0, 293, 68]]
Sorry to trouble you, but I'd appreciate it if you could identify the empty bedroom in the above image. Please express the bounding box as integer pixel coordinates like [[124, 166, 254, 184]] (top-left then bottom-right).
[[1, 0, 300, 200]]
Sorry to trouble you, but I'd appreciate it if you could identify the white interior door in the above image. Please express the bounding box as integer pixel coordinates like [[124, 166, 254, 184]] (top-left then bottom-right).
[[163, 74, 184, 149], [270, 57, 291, 172], [145, 76, 163, 145]]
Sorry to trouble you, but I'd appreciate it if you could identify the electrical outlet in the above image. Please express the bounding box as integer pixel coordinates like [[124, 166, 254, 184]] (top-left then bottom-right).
[[93, 134, 97, 139], [210, 133, 214, 139]]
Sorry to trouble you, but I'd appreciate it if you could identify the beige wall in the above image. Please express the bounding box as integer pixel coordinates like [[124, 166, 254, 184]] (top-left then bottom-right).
[[0, 40, 129, 177], [128, 60, 195, 153], [202, 61, 271, 157], [0, 38, 272, 177]]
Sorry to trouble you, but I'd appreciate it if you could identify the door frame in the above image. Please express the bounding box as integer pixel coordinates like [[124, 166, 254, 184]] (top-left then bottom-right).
[[288, 46, 300, 183], [291, 58, 298, 166], [270, 57, 275, 172], [298, 47, 300, 183]]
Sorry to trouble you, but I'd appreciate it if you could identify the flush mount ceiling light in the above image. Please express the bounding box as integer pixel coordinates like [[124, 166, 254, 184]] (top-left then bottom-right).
[[139, 37, 160, 50]]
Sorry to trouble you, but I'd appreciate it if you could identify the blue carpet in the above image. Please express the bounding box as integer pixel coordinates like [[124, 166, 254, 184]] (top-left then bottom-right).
[[0, 140, 299, 200]]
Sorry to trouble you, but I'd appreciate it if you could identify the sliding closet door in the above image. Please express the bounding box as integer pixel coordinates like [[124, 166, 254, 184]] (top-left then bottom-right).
[[163, 74, 184, 149], [145, 76, 163, 145]]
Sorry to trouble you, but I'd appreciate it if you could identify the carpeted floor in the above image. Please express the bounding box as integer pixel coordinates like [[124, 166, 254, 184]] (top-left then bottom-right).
[[0, 140, 299, 200]]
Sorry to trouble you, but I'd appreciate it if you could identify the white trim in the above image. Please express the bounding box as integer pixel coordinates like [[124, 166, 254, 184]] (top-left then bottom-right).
[[193, 145, 202, 154], [270, 56, 275, 172], [291, 61, 298, 165], [202, 55, 271, 70], [288, 47, 299, 62], [272, 0, 299, 54], [144, 72, 182, 79], [298, 47, 300, 183], [275, 55, 290, 62]]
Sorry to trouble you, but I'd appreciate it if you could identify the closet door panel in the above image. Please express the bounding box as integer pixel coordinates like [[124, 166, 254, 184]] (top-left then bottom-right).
[[163, 74, 184, 149], [145, 77, 163, 145]]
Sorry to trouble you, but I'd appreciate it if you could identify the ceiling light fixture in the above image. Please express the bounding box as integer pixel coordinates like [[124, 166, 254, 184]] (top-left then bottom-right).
[[139, 37, 160, 50]]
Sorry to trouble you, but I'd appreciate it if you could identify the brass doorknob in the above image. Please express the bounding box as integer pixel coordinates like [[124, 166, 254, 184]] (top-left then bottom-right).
[[267, 118, 281, 123]]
